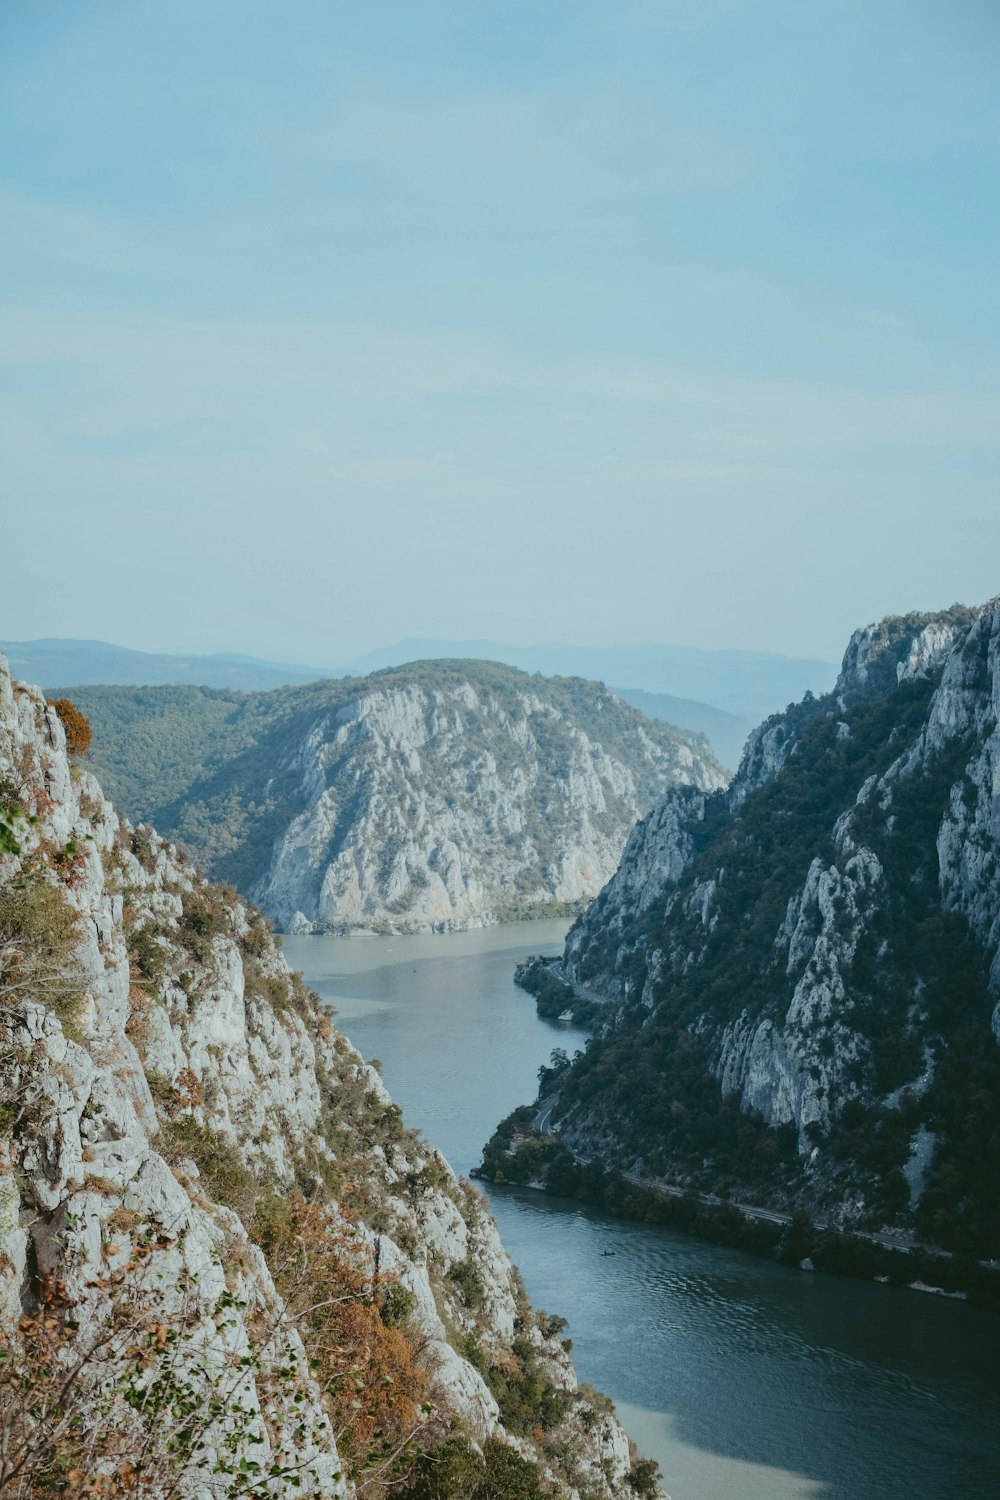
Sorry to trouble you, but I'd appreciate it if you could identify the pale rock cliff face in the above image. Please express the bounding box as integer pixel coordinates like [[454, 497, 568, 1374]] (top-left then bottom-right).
[[899, 603, 1000, 1005], [0, 657, 656, 1498], [516, 604, 1000, 1239], [835, 612, 973, 699], [715, 841, 881, 1143], [249, 676, 724, 934], [562, 788, 708, 999]]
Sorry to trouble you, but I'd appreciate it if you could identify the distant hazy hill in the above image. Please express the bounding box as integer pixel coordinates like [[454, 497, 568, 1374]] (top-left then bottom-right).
[[340, 638, 837, 725], [610, 686, 752, 771], [0, 638, 339, 692], [68, 660, 727, 933]]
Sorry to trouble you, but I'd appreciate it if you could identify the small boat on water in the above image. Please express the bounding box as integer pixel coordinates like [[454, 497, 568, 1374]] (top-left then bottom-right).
[[558, 1008, 574, 1021]]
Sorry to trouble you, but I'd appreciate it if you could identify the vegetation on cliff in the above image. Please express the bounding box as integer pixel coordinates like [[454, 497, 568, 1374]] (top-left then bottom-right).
[[0, 655, 659, 1499], [482, 607, 1000, 1264]]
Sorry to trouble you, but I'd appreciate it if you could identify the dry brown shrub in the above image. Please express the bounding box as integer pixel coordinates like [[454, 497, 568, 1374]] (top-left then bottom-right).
[[253, 1193, 435, 1493], [171, 1069, 201, 1109], [47, 700, 92, 758], [0, 877, 83, 1034], [83, 1177, 121, 1198], [108, 1208, 141, 1234]]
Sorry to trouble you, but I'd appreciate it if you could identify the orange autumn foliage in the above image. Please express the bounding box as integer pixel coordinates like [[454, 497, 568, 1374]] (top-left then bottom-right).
[[47, 699, 92, 758], [252, 1193, 433, 1490]]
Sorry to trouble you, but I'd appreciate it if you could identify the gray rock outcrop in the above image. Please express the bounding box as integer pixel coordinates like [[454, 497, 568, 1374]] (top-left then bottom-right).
[[69, 664, 726, 935], [0, 656, 659, 1497]]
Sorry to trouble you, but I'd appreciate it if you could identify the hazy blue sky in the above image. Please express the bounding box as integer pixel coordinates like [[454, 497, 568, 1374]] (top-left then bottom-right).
[[3, 0, 998, 664]]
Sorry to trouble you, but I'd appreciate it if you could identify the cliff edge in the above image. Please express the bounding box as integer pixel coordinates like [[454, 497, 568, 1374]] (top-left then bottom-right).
[[0, 656, 661, 1499]]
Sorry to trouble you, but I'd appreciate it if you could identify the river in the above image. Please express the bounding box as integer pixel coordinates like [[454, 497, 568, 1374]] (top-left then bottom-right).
[[283, 922, 1000, 1500]]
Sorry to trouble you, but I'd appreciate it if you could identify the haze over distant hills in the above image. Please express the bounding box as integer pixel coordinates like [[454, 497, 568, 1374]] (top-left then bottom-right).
[[609, 687, 751, 772], [2, 635, 836, 765], [0, 638, 337, 693]]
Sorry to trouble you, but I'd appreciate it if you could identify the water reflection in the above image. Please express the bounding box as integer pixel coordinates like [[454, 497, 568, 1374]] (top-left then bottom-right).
[[487, 1186, 1000, 1500], [284, 926, 1000, 1500]]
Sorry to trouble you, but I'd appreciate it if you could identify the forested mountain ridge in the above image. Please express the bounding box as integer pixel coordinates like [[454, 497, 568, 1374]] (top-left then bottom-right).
[[482, 603, 1000, 1258], [0, 655, 659, 1498], [65, 662, 725, 934]]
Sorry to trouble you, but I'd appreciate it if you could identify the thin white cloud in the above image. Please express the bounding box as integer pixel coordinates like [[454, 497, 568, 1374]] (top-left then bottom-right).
[[2, 307, 997, 665], [3, 310, 998, 480]]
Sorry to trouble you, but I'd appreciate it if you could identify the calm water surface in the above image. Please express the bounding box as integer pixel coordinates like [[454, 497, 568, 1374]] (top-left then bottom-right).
[[284, 924, 1000, 1500]]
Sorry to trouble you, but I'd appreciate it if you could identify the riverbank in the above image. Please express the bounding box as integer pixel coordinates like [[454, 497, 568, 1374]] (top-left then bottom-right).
[[477, 1106, 1000, 1311]]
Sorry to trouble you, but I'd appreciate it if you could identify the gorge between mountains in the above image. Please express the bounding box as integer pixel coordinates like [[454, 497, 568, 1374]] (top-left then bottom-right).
[[2, 601, 1000, 1499], [8, 5, 996, 1496]]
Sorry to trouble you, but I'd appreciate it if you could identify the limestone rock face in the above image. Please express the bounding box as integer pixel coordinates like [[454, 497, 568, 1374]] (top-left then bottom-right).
[[903, 605, 1000, 998], [0, 656, 655, 1498], [562, 786, 709, 999], [510, 605, 1000, 1245], [248, 676, 698, 933], [71, 664, 726, 935], [834, 608, 979, 701]]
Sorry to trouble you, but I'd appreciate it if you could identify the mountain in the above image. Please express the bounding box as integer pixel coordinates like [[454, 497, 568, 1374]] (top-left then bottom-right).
[[65, 661, 727, 934], [0, 655, 659, 1498], [340, 638, 838, 724], [0, 637, 340, 692], [480, 602, 1000, 1262], [610, 686, 752, 771], [3, 635, 835, 757]]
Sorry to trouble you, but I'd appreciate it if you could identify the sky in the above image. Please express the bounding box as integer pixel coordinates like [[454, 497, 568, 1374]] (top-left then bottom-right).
[[2, 0, 999, 665]]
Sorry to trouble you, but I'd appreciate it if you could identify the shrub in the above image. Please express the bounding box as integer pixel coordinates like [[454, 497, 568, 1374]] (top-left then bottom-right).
[[239, 910, 272, 958], [251, 1194, 432, 1491], [0, 780, 21, 855], [446, 1258, 485, 1311], [47, 698, 92, 757], [537, 1309, 568, 1339], [0, 875, 83, 1034], [130, 825, 156, 871], [178, 891, 222, 962], [180, 892, 220, 939], [478, 1438, 551, 1499], [128, 924, 167, 988], [408, 1435, 549, 1500], [380, 1282, 416, 1328], [407, 1435, 484, 1499], [486, 1337, 573, 1437], [628, 1457, 664, 1497], [157, 1117, 257, 1219]]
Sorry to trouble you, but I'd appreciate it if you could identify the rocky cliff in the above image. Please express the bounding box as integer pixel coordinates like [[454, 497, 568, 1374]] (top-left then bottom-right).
[[0, 656, 660, 1499], [67, 662, 725, 935], [483, 604, 1000, 1259]]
